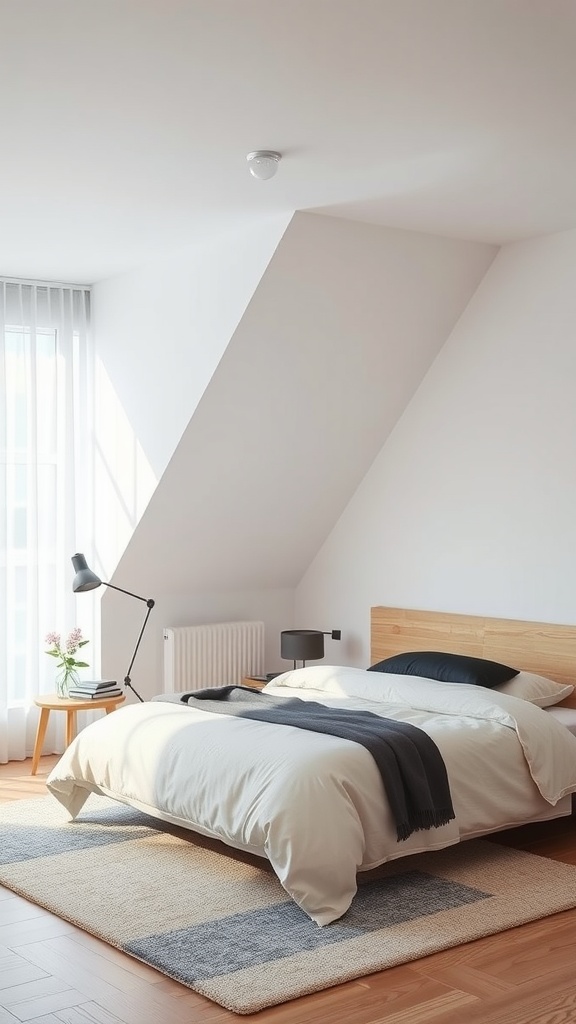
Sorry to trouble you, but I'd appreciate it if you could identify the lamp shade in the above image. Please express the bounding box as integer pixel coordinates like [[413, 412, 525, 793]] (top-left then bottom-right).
[[281, 629, 325, 663], [71, 553, 102, 592]]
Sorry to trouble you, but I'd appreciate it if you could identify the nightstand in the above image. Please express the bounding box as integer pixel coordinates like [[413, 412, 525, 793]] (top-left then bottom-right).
[[31, 693, 125, 775], [241, 675, 268, 690]]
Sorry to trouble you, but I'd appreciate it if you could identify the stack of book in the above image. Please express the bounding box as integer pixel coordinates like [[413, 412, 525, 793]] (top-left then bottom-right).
[[67, 680, 123, 700]]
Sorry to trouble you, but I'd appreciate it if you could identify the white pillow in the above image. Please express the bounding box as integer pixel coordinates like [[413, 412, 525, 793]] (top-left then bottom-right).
[[264, 665, 370, 696], [495, 671, 573, 707], [270, 665, 574, 710]]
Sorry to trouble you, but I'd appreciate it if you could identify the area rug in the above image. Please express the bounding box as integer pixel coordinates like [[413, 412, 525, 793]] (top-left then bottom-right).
[[2, 796, 576, 1015]]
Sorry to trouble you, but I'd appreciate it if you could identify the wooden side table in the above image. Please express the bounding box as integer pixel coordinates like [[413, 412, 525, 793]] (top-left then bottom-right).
[[31, 693, 125, 775], [241, 676, 267, 690]]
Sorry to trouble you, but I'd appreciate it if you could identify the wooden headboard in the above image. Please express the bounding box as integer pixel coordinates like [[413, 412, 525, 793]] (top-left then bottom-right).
[[371, 607, 576, 708]]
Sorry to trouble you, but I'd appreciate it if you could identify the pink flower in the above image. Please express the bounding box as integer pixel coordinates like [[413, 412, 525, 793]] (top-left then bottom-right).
[[44, 629, 89, 671], [66, 627, 83, 653]]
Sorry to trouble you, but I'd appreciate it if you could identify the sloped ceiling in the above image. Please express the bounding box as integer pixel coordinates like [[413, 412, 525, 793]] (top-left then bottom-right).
[[114, 213, 496, 597]]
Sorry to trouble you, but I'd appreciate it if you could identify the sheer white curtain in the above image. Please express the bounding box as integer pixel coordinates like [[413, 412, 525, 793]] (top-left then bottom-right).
[[0, 280, 96, 762]]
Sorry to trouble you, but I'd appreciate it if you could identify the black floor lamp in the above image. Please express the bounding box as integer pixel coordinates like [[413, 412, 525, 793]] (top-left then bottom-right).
[[71, 553, 154, 703]]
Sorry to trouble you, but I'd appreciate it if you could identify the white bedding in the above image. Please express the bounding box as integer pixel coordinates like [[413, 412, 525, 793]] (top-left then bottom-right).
[[546, 704, 576, 735], [46, 665, 576, 925]]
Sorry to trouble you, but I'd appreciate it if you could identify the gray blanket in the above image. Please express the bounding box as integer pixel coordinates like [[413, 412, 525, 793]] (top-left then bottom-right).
[[154, 685, 455, 842]]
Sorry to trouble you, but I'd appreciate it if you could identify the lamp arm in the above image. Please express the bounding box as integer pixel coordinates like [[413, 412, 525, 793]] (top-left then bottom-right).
[[101, 581, 152, 604], [121, 598, 155, 703]]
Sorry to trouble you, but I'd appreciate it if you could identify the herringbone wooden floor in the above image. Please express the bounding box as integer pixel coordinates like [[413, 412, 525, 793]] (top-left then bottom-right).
[[1, 755, 576, 1024]]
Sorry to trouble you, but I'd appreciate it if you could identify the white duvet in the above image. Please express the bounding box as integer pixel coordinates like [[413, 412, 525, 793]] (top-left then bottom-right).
[[46, 665, 576, 925]]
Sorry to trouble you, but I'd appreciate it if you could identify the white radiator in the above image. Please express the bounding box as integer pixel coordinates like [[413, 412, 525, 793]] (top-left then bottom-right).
[[163, 620, 265, 692]]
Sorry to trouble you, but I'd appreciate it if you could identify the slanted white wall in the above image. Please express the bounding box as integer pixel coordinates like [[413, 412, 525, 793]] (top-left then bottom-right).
[[92, 213, 292, 478], [89, 214, 292, 684], [296, 227, 576, 668], [101, 212, 495, 698]]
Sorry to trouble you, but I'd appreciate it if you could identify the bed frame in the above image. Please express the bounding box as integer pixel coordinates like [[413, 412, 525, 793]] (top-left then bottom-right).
[[371, 607, 576, 708]]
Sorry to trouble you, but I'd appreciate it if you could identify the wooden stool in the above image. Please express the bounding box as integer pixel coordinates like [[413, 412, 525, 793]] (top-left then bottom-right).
[[31, 693, 125, 775]]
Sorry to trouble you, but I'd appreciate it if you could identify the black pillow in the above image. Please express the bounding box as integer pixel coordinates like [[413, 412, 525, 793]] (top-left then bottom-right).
[[367, 651, 519, 689]]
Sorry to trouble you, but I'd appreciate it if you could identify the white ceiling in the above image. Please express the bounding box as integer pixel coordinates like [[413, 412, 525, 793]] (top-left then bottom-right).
[[2, 0, 576, 284]]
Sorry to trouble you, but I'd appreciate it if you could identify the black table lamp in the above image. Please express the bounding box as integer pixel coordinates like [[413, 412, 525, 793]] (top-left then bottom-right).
[[280, 628, 341, 669], [71, 553, 154, 703]]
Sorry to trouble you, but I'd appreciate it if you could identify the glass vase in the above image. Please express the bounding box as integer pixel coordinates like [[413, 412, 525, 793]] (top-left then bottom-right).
[[55, 667, 79, 698]]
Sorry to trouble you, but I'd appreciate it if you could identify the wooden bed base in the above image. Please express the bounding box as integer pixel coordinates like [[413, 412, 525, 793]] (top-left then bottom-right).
[[371, 607, 576, 708]]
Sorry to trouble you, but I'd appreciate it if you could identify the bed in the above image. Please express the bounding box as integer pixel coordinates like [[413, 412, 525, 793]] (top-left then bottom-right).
[[46, 607, 576, 926]]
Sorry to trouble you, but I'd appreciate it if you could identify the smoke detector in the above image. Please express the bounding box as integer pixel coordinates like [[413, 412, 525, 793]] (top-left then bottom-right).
[[246, 150, 282, 180]]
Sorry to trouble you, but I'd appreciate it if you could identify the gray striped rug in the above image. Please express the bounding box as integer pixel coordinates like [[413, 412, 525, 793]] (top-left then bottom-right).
[[2, 794, 576, 1014]]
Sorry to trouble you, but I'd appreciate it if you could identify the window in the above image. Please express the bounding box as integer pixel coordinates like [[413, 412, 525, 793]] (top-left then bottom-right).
[[1, 281, 94, 759]]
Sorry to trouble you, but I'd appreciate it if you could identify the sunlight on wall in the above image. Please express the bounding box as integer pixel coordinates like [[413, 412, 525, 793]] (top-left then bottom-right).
[[94, 359, 157, 582]]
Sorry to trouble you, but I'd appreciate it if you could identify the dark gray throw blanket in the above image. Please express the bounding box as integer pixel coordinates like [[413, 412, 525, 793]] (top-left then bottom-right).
[[157, 685, 455, 842]]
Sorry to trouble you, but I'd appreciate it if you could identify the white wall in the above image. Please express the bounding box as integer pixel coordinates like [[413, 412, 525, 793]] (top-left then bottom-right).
[[93, 213, 291, 478], [90, 213, 292, 691], [101, 213, 494, 698], [109, 587, 294, 701], [296, 227, 576, 667]]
